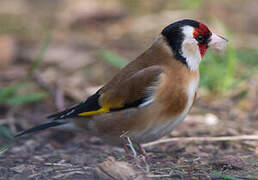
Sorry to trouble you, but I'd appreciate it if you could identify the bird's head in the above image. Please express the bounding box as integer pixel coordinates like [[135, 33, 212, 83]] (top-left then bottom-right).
[[162, 19, 228, 71]]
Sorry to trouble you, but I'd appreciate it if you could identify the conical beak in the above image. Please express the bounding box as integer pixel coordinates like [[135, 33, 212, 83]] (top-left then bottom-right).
[[208, 33, 228, 52]]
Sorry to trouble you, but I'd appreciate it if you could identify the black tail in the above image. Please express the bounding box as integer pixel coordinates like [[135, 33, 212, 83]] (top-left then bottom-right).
[[15, 120, 68, 138]]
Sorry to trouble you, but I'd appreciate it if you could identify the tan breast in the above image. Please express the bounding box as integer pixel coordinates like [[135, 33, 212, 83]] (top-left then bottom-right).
[[154, 59, 199, 119], [130, 60, 199, 143]]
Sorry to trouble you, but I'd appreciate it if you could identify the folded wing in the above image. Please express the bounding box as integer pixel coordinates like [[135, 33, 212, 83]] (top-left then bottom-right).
[[47, 66, 163, 120]]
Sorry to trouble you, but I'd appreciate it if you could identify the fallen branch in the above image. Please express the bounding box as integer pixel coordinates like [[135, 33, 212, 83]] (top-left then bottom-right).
[[143, 135, 258, 147]]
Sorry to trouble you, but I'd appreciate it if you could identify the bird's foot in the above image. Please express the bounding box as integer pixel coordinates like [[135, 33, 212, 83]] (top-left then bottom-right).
[[121, 136, 150, 172]]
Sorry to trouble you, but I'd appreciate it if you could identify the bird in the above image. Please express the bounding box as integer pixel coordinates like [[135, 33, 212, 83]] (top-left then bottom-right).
[[14, 19, 227, 155]]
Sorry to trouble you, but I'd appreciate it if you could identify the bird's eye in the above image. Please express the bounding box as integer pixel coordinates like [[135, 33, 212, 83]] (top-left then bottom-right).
[[196, 35, 205, 44]]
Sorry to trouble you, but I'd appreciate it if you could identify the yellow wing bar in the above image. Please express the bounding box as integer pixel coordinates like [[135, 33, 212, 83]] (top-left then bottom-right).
[[78, 107, 109, 116]]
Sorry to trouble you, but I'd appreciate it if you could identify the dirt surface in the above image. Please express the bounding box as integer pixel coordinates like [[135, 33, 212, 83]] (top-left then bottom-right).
[[1, 98, 257, 180], [0, 0, 257, 179]]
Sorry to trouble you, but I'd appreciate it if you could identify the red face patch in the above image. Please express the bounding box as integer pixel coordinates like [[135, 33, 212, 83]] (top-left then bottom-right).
[[193, 23, 211, 57]]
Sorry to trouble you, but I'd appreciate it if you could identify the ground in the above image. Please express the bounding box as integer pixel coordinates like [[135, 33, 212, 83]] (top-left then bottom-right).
[[0, 0, 257, 179], [1, 97, 257, 179]]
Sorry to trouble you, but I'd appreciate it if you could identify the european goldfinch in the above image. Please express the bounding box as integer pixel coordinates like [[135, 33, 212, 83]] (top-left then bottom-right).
[[15, 19, 227, 151]]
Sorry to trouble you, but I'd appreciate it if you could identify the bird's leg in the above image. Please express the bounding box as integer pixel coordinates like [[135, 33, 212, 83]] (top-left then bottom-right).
[[123, 144, 130, 154], [120, 131, 138, 157], [136, 143, 150, 172], [136, 143, 147, 158], [120, 134, 150, 172], [125, 136, 137, 158]]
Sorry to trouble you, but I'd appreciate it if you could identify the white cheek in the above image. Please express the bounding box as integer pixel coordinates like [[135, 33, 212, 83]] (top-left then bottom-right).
[[181, 39, 201, 71], [181, 26, 202, 71], [182, 26, 194, 38], [182, 38, 199, 56]]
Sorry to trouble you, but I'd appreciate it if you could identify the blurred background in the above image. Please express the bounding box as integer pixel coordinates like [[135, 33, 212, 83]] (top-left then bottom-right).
[[0, 0, 257, 179]]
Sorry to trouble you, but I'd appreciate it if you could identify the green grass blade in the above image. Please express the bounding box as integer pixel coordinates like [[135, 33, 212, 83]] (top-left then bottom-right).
[[0, 83, 25, 104], [0, 142, 11, 155], [0, 125, 14, 155], [0, 125, 14, 141], [212, 171, 243, 180], [28, 34, 51, 76], [220, 32, 237, 92], [6, 92, 47, 105], [97, 49, 128, 68]]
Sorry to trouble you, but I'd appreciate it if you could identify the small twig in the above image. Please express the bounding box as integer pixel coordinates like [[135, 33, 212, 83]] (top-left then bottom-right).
[[56, 168, 85, 173], [44, 162, 73, 167], [143, 135, 258, 147], [147, 172, 184, 179], [55, 78, 65, 111], [52, 171, 85, 179]]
